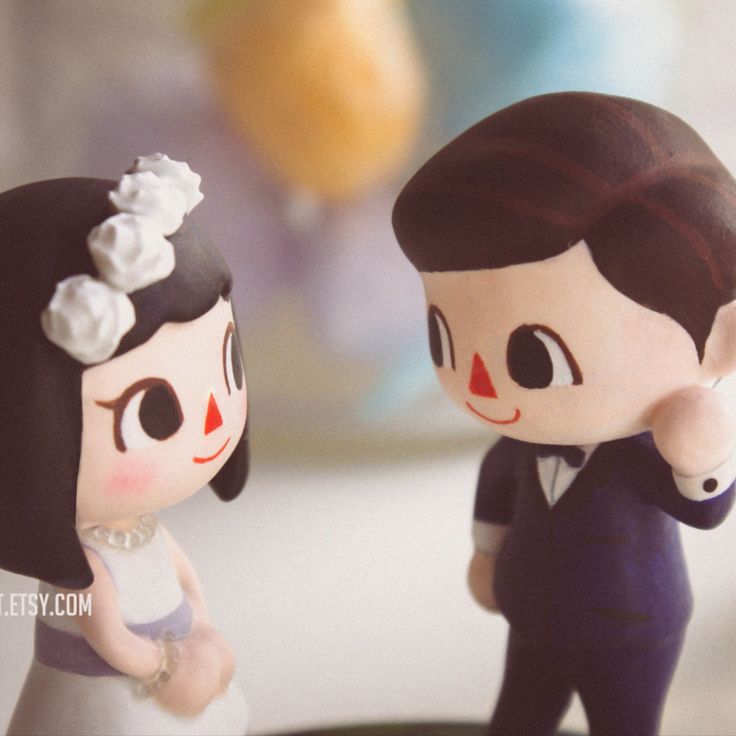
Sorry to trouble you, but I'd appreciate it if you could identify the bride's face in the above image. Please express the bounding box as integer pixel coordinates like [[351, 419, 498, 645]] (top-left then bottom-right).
[[75, 297, 247, 528]]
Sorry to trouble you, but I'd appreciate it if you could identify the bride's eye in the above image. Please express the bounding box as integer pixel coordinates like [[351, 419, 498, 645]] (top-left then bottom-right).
[[428, 305, 455, 369], [98, 378, 184, 452], [222, 322, 244, 394], [506, 324, 582, 389]]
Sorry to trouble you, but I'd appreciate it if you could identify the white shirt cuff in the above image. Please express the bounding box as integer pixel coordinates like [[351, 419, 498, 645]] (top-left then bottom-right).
[[472, 520, 509, 555], [673, 454, 736, 502]]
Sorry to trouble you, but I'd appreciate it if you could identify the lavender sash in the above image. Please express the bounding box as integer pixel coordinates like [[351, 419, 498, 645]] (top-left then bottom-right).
[[34, 596, 193, 677]]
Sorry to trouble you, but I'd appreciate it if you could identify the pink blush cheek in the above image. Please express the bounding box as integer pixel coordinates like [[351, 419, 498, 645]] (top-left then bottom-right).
[[105, 459, 157, 498]]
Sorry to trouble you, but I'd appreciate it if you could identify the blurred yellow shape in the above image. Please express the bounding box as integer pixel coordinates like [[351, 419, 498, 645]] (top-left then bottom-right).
[[213, 0, 426, 201]]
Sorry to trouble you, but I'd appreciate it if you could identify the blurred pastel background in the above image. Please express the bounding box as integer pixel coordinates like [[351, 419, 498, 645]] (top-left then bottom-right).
[[1, 1, 736, 733]]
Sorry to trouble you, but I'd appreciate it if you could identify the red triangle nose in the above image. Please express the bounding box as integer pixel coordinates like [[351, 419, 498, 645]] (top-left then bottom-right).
[[469, 353, 497, 398], [204, 393, 223, 435]]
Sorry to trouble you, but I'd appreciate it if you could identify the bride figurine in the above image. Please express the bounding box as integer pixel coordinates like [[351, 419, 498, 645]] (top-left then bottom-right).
[[1, 155, 250, 735]]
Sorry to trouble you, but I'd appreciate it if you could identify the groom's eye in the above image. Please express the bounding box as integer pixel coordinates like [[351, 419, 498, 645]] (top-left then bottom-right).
[[428, 305, 455, 370], [506, 324, 582, 389]]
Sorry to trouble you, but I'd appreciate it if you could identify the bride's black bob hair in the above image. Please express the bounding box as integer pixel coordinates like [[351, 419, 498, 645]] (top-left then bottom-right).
[[0, 177, 249, 589]]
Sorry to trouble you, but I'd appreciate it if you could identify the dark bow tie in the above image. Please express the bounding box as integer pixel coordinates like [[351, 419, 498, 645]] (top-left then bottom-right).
[[534, 444, 586, 468]]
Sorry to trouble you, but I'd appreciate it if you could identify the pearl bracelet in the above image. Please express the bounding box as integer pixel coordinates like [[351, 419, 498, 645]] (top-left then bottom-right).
[[136, 633, 181, 698]]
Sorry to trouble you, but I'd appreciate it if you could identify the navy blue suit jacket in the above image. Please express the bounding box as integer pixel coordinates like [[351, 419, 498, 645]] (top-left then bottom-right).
[[474, 433, 735, 651]]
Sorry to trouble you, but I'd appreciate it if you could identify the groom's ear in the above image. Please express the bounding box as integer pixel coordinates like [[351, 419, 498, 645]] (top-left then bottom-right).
[[702, 301, 736, 378]]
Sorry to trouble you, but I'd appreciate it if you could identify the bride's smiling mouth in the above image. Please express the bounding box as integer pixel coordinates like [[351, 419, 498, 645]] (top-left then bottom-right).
[[193, 437, 231, 464]]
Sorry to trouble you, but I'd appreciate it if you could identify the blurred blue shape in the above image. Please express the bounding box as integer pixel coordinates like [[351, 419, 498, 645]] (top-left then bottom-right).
[[359, 341, 436, 424], [407, 0, 679, 147]]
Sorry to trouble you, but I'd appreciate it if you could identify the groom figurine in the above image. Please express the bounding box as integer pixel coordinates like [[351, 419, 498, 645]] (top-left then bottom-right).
[[392, 92, 736, 735]]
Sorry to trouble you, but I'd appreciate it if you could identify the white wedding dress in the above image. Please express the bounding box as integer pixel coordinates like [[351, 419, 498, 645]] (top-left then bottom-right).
[[8, 517, 248, 736]]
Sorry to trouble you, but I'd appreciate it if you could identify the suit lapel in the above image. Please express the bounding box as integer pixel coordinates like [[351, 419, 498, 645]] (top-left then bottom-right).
[[527, 440, 618, 513]]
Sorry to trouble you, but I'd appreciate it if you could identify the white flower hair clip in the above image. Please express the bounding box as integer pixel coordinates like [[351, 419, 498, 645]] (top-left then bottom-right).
[[41, 154, 203, 364]]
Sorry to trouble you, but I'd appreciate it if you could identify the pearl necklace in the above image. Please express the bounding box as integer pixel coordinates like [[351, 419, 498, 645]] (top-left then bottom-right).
[[79, 514, 157, 550]]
